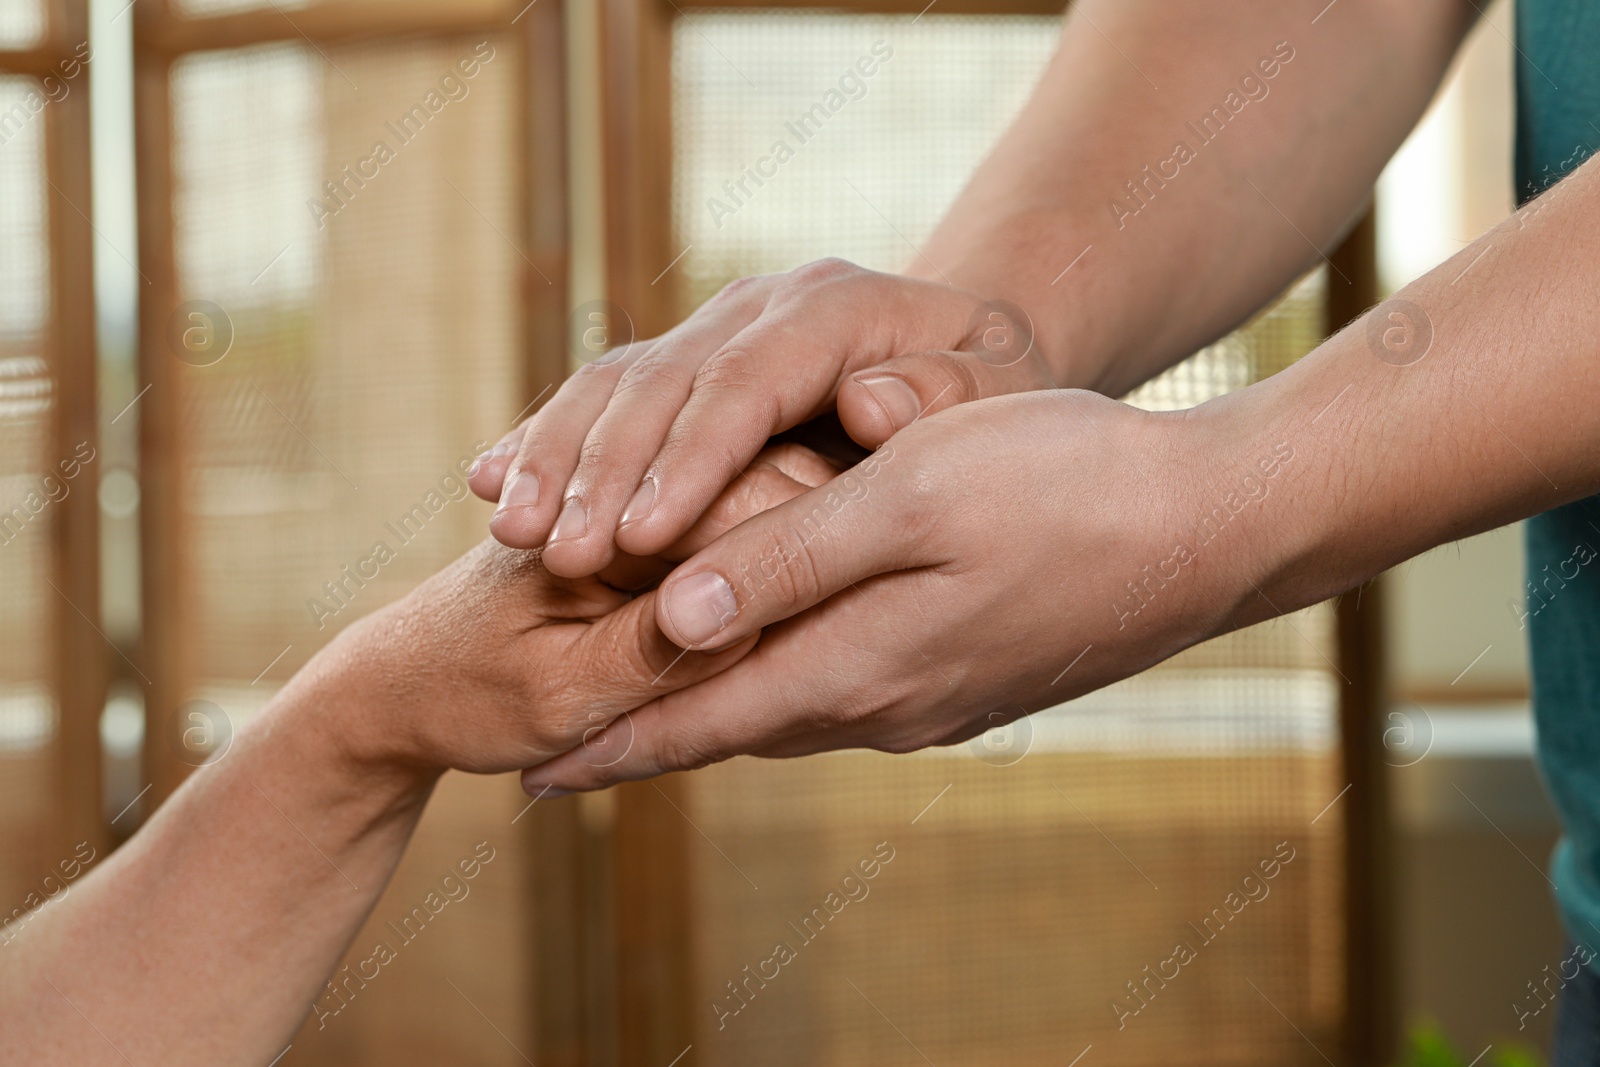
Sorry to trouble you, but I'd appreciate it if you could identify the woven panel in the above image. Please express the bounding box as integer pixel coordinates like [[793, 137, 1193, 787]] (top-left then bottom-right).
[[172, 0, 513, 20], [0, 1, 44, 49], [168, 34, 534, 1064], [0, 74, 60, 921], [673, 11, 1060, 306], [171, 37, 520, 686], [671, 12, 1343, 1065]]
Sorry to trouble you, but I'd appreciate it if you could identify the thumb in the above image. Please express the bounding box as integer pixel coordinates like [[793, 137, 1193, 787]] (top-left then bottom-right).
[[653, 443, 925, 649], [838, 347, 1054, 448], [541, 587, 759, 729]]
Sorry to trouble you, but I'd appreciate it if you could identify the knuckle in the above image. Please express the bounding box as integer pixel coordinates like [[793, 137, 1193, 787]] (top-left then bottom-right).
[[745, 522, 826, 608], [571, 414, 650, 480], [572, 435, 611, 481], [760, 442, 841, 489], [701, 464, 775, 532], [782, 685, 916, 744], [944, 354, 986, 402], [510, 435, 558, 478], [758, 442, 810, 468], [728, 462, 799, 522], [693, 352, 779, 426], [870, 463, 946, 556], [613, 346, 690, 400], [787, 256, 863, 287], [655, 730, 726, 775], [903, 460, 948, 506], [711, 272, 769, 303], [573, 339, 645, 381], [572, 356, 621, 383]]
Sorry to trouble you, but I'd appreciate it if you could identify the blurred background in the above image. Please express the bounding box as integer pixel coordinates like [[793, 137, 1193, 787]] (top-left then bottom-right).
[[0, 0, 1555, 1064]]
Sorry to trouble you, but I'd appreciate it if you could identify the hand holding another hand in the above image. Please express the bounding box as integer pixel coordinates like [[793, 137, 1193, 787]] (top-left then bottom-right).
[[466, 259, 1057, 577], [520, 390, 1298, 794], [304, 443, 841, 786]]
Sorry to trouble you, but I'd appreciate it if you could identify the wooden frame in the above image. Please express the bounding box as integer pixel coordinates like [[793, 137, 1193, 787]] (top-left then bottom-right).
[[44, 0, 105, 864], [1329, 211, 1399, 1067], [131, 0, 569, 803], [0, 0, 108, 862], [595, 4, 694, 1063], [599, 2, 1390, 1064], [130, 0, 578, 1059]]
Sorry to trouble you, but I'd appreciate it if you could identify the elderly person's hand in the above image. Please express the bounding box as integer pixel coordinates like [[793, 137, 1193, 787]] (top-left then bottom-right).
[[2, 443, 836, 1067], [321, 440, 842, 781]]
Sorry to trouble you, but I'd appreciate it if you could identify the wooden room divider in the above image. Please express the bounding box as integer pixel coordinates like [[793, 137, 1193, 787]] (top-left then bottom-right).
[[130, 1, 578, 1061], [18, 0, 1394, 1062], [0, 0, 105, 927]]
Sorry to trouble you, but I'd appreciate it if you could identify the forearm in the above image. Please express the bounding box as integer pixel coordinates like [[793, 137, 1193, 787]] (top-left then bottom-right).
[[1209, 154, 1600, 626], [914, 0, 1474, 396], [0, 642, 436, 1064]]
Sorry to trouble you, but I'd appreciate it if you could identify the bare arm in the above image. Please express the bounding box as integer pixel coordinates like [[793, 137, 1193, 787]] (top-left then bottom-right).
[[1225, 148, 1600, 622], [519, 153, 1600, 793], [916, 0, 1478, 396], [0, 445, 836, 1064], [470, 0, 1480, 578], [0, 550, 741, 1064], [6, 669, 437, 1063]]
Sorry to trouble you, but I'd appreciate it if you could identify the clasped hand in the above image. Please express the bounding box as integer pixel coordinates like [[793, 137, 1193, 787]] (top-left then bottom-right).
[[460, 260, 1290, 795]]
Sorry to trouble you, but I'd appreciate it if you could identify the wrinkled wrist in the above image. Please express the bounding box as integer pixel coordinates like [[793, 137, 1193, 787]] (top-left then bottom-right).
[[273, 619, 444, 813]]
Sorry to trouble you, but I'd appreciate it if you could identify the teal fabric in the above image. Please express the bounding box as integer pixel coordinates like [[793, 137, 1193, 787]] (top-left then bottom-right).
[[1517, 0, 1600, 960]]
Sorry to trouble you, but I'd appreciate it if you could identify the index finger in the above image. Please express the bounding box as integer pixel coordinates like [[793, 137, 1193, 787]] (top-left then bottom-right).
[[612, 265, 979, 558]]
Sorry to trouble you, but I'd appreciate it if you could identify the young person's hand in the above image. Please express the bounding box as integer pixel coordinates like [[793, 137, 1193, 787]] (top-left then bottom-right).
[[517, 151, 1600, 792], [465, 260, 1056, 578], [520, 389, 1281, 792]]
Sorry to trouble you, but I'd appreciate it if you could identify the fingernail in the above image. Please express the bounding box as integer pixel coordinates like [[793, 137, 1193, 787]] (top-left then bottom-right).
[[620, 477, 656, 528], [497, 471, 540, 511], [548, 497, 587, 543], [857, 375, 922, 428], [664, 571, 738, 645], [531, 784, 572, 799]]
